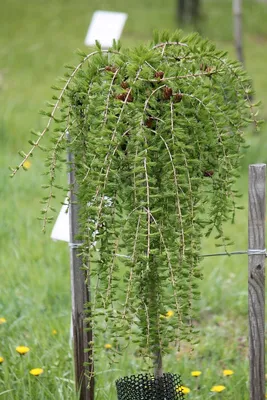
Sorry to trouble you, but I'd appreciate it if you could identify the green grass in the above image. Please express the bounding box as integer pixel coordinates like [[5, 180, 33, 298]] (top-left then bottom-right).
[[1, 0, 267, 398]]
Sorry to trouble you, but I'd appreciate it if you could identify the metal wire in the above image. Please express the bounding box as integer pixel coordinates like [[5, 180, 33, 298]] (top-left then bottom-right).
[[201, 249, 266, 258], [69, 242, 83, 249], [68, 245, 267, 258]]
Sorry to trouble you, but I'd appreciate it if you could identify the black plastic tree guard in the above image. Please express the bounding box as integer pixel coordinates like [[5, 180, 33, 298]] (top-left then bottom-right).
[[116, 373, 185, 400]]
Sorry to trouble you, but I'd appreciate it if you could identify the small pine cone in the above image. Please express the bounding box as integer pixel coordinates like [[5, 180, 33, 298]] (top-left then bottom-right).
[[163, 86, 173, 100], [173, 93, 183, 103], [127, 93, 133, 102], [145, 117, 154, 128], [203, 170, 214, 177], [121, 81, 129, 89], [116, 93, 126, 101], [115, 92, 133, 102], [154, 71, 164, 79], [105, 65, 118, 73]]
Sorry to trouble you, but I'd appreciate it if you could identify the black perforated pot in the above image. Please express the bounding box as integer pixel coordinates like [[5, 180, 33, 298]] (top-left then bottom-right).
[[116, 373, 185, 400]]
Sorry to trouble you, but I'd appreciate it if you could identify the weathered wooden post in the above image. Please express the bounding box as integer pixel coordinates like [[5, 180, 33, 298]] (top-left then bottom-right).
[[191, 0, 201, 25], [177, 0, 186, 24], [233, 0, 244, 63], [177, 0, 200, 25], [68, 148, 94, 400], [248, 163, 266, 400]]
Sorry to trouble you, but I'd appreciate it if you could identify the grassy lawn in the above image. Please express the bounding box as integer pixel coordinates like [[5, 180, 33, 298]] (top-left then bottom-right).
[[1, 0, 267, 398]]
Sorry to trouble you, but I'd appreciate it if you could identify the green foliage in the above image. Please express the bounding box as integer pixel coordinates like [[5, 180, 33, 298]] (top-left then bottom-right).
[[12, 30, 256, 373]]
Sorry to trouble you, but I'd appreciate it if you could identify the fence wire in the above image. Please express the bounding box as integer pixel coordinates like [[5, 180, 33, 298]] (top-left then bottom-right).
[[68, 244, 267, 258]]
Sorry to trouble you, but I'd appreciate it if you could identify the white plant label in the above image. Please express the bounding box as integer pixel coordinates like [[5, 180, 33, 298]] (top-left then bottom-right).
[[51, 197, 112, 243], [84, 11, 128, 48], [51, 201, 70, 242]]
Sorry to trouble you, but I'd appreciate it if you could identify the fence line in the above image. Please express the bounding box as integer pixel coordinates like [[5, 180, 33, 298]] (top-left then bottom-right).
[[69, 244, 267, 258], [201, 249, 266, 258]]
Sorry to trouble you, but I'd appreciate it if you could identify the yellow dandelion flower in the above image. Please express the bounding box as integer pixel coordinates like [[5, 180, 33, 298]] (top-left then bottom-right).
[[223, 369, 234, 377], [176, 386, 191, 394], [23, 160, 31, 170], [0, 356, 4, 363], [104, 343, 112, 349], [0, 318, 7, 324], [165, 310, 174, 318], [191, 370, 202, 377], [52, 329, 58, 335], [30, 368, 43, 376], [211, 385, 226, 393], [16, 346, 30, 355]]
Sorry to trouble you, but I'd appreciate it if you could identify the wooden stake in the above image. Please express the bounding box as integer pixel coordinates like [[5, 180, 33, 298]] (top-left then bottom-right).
[[68, 149, 94, 400], [248, 164, 266, 400], [177, 0, 200, 25], [177, 0, 187, 24], [233, 0, 244, 64], [191, 0, 200, 26]]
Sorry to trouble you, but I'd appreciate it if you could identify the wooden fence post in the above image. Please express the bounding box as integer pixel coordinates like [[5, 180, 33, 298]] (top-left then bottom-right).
[[177, 0, 200, 25], [68, 149, 94, 400], [177, 0, 187, 24], [248, 163, 266, 400]]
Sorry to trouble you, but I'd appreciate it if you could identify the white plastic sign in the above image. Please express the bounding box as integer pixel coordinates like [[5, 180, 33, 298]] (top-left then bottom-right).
[[51, 197, 112, 243], [51, 201, 70, 242], [84, 11, 128, 48]]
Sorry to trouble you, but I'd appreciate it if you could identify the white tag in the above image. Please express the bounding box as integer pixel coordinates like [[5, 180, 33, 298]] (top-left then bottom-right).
[[51, 201, 70, 242], [85, 11, 128, 48], [51, 196, 112, 243]]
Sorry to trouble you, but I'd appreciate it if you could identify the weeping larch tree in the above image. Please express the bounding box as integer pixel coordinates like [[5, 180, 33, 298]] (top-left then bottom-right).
[[12, 30, 257, 396]]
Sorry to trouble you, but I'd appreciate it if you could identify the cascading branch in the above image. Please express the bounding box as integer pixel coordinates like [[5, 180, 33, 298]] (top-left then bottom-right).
[[12, 30, 258, 375]]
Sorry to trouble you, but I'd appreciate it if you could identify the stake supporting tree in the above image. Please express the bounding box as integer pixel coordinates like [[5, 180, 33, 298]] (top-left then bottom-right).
[[248, 164, 266, 400], [68, 148, 94, 400]]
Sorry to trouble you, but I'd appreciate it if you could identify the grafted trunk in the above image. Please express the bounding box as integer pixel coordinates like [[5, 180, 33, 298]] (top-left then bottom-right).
[[154, 349, 163, 378]]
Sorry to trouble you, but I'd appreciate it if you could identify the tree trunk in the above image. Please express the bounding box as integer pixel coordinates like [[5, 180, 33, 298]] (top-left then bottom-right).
[[154, 349, 163, 378]]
